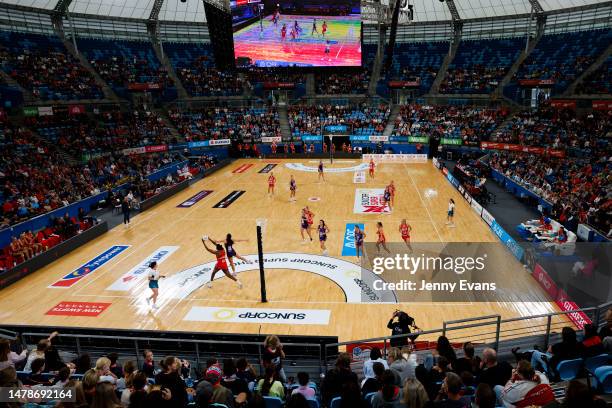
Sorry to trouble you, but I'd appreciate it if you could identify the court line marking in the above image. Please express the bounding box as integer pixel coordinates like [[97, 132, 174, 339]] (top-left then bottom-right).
[[403, 163, 443, 243], [108, 210, 158, 232], [75, 172, 252, 295]]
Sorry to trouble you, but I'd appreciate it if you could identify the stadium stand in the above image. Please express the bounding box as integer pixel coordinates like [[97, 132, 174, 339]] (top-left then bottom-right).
[[168, 107, 281, 142], [440, 37, 524, 94], [0, 31, 103, 101], [288, 104, 390, 138], [489, 103, 610, 148], [24, 108, 176, 159], [504, 29, 612, 99], [164, 42, 244, 97], [577, 55, 612, 95], [315, 44, 377, 94], [392, 104, 509, 146], [77, 38, 175, 99], [382, 41, 449, 95]]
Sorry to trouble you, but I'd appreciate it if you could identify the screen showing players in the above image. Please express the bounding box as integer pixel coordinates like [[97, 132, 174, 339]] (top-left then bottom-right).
[[230, 0, 361, 67]]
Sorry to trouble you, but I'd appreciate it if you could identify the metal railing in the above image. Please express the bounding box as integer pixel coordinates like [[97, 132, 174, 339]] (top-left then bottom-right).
[[323, 301, 610, 370], [16, 330, 329, 378]]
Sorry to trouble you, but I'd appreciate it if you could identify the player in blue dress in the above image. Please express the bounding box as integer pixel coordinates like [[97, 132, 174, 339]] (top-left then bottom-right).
[[318, 220, 330, 255], [318, 160, 325, 182], [289, 175, 297, 202], [354, 225, 366, 258]]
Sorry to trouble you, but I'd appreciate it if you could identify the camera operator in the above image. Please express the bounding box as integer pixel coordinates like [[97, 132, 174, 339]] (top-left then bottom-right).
[[387, 310, 420, 348]]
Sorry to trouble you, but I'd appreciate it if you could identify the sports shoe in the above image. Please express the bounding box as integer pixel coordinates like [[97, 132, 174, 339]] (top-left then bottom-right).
[[152, 304, 159, 310], [237, 280, 243, 289], [206, 282, 213, 288], [146, 297, 151, 306]]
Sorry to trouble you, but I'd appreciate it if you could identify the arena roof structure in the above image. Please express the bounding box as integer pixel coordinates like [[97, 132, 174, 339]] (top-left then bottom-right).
[[0, 0, 609, 42]]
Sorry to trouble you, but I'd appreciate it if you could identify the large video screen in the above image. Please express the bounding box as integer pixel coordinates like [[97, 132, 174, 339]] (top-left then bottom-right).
[[230, 0, 361, 67]]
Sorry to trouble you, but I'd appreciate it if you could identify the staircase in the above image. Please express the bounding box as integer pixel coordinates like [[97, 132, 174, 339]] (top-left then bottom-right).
[[429, 41, 460, 94], [382, 104, 400, 138], [494, 34, 542, 97], [59, 34, 120, 102], [20, 120, 80, 165], [278, 105, 292, 141], [154, 41, 189, 100], [368, 28, 386, 96], [306, 73, 315, 96], [563, 43, 612, 96], [153, 108, 182, 142]]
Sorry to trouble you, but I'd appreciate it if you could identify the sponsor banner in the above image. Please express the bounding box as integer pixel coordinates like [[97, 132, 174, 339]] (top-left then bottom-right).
[[209, 138, 231, 146], [532, 264, 591, 329], [23, 106, 38, 117], [463, 192, 472, 204], [261, 136, 282, 143], [184, 306, 330, 325], [263, 82, 295, 90], [490, 220, 524, 262], [145, 145, 168, 153], [408, 136, 428, 144], [388, 80, 420, 88], [301, 135, 323, 142], [232, 164, 254, 173], [592, 100, 612, 111], [46, 301, 111, 317], [159, 252, 397, 303], [188, 141, 209, 148], [441, 138, 462, 145], [106, 246, 179, 291], [69, 105, 86, 115], [471, 199, 483, 217], [177, 190, 213, 208], [213, 190, 245, 208], [576, 223, 593, 241], [286, 162, 369, 173], [369, 135, 389, 142], [458, 185, 465, 194], [480, 142, 565, 158], [353, 171, 366, 183], [258, 164, 277, 173], [550, 99, 576, 109], [325, 125, 347, 132], [50, 245, 130, 288], [354, 189, 391, 214], [432, 157, 440, 169], [342, 223, 364, 256], [127, 82, 162, 91], [350, 135, 370, 142], [38, 106, 53, 116], [362, 154, 427, 163], [122, 146, 146, 156], [519, 78, 555, 86]]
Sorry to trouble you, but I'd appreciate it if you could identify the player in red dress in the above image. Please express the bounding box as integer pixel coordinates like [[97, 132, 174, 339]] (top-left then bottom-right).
[[271, 141, 277, 154], [322, 142, 328, 153], [376, 222, 391, 254], [369, 158, 375, 178], [389, 180, 396, 206], [202, 237, 242, 289], [322, 21, 327, 37], [268, 172, 276, 196], [281, 24, 287, 41], [398, 219, 412, 251]]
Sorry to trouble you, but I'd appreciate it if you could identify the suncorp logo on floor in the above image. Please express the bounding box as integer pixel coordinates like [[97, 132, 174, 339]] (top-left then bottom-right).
[[184, 306, 331, 325]]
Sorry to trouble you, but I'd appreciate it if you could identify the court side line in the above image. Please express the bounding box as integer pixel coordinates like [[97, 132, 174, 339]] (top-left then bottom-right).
[[70, 293, 478, 306], [403, 163, 443, 243], [75, 170, 252, 294]]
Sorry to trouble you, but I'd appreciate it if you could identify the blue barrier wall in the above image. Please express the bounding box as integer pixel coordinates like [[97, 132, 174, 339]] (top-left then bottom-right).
[[491, 169, 553, 211]]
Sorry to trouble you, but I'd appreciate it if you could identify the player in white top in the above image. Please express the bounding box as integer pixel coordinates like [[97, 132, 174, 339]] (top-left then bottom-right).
[[446, 198, 456, 227], [146, 261, 166, 309]]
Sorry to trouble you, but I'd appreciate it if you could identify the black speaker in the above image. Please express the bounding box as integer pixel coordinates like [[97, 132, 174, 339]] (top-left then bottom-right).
[[203, 3, 236, 70]]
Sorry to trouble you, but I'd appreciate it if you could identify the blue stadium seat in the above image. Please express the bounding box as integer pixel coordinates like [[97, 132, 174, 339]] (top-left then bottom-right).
[[306, 398, 320, 408], [585, 354, 611, 374], [264, 396, 284, 408], [556, 358, 583, 381], [330, 396, 342, 408], [593, 366, 612, 394]]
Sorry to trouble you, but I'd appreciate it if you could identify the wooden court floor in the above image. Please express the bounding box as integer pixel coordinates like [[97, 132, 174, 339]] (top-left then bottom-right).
[[0, 159, 565, 343]]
